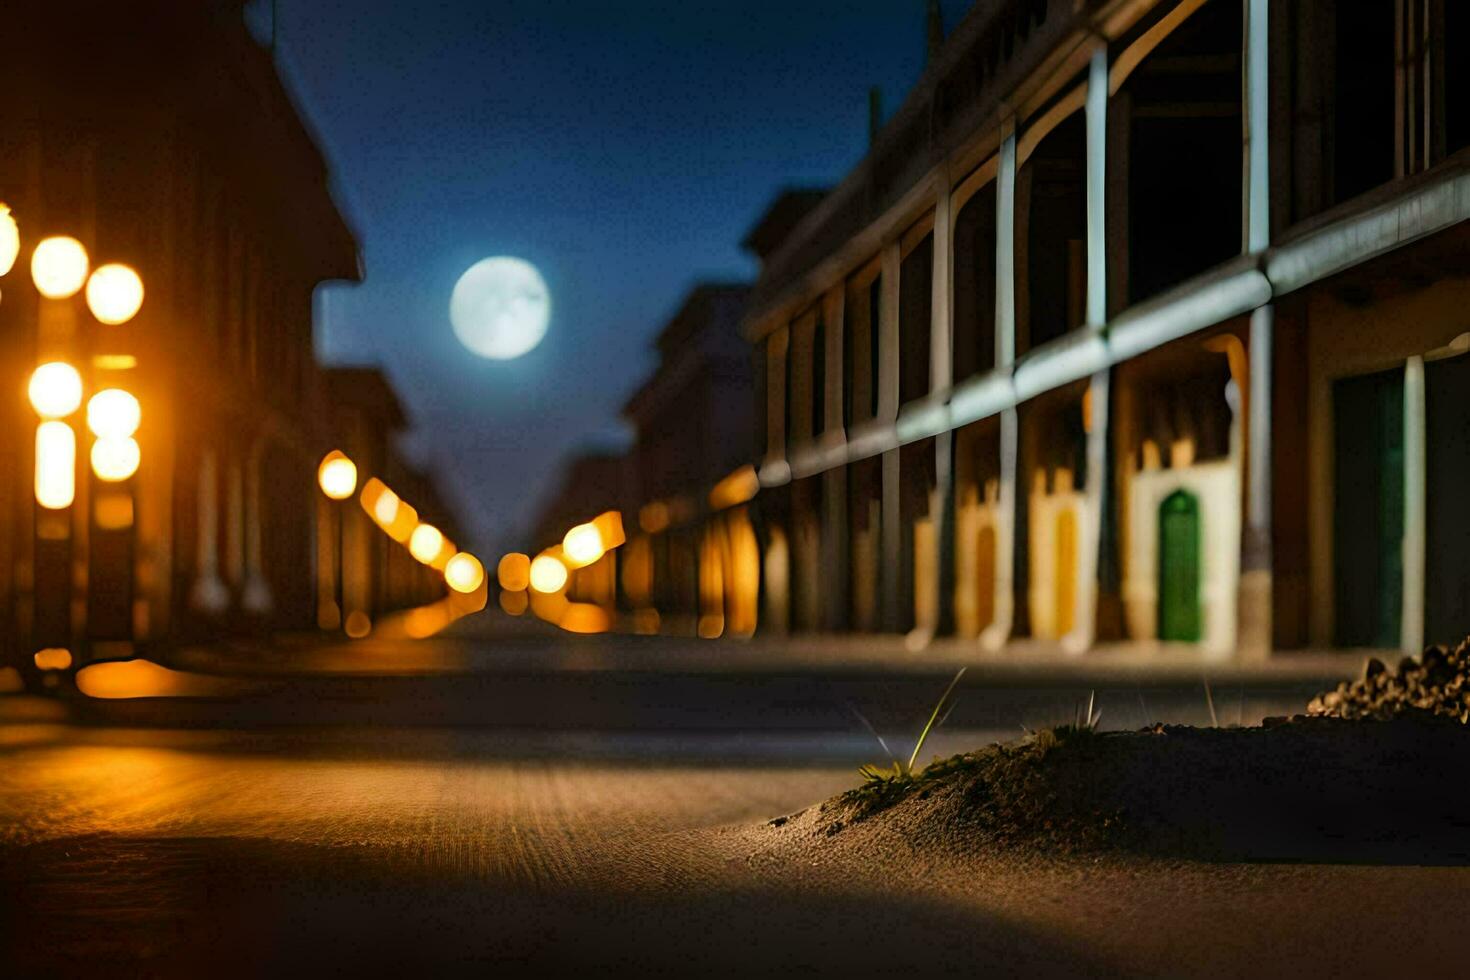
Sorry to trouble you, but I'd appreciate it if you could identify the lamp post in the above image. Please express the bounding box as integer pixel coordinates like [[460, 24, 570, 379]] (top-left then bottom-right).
[[6, 217, 147, 675], [317, 450, 357, 632]]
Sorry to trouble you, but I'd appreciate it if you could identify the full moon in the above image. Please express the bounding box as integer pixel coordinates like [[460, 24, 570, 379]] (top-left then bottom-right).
[[449, 256, 551, 360]]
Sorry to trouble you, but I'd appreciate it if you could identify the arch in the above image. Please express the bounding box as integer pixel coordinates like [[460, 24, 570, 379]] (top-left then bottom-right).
[[1158, 489, 1202, 642]]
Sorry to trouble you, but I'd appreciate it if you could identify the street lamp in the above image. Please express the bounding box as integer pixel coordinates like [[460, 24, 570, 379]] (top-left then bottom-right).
[[0, 204, 18, 277], [408, 522, 445, 564], [28, 362, 82, 419], [529, 553, 569, 594], [444, 552, 484, 594], [30, 236, 89, 299], [85, 263, 144, 325], [562, 522, 605, 568], [34, 421, 75, 509], [317, 451, 357, 632]]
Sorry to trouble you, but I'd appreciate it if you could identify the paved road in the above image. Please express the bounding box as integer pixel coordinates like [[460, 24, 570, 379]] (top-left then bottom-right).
[[4, 717, 1470, 976]]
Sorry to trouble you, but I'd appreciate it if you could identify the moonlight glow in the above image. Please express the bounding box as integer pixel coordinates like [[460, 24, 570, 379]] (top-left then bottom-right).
[[449, 256, 550, 360]]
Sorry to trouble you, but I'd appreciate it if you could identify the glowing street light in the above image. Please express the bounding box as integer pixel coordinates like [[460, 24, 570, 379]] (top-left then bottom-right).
[[409, 522, 445, 564], [444, 553, 485, 594], [28, 362, 82, 419], [317, 450, 357, 500], [85, 263, 144, 325], [30, 236, 89, 299], [86, 388, 141, 438], [529, 553, 568, 594], [562, 522, 605, 568], [90, 436, 140, 482], [35, 421, 75, 509], [0, 204, 18, 277], [373, 486, 400, 526]]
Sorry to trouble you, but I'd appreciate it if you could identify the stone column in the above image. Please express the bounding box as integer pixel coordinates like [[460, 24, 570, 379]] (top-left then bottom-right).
[[241, 440, 273, 615], [1238, 304, 1274, 661], [1238, 0, 1274, 660], [189, 449, 228, 614], [1065, 47, 1112, 656], [981, 128, 1018, 652]]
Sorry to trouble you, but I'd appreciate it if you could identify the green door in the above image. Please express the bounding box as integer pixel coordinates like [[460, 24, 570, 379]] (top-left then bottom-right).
[[1333, 369, 1403, 649], [1158, 490, 1202, 642]]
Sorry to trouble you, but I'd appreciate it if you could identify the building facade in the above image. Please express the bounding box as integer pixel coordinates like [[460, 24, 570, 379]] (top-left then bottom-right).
[[565, 0, 1469, 661], [0, 1, 448, 683]]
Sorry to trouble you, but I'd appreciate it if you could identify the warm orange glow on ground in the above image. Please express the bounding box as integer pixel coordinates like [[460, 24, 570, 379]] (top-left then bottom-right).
[[499, 589, 529, 615], [75, 658, 244, 699], [559, 601, 611, 634], [497, 552, 530, 591], [345, 611, 372, 638]]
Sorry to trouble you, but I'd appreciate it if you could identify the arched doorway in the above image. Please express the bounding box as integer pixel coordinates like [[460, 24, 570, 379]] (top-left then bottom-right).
[[1158, 489, 1202, 642]]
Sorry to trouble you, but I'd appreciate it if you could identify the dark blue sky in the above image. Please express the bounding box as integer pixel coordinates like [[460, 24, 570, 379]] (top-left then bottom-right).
[[250, 0, 972, 550]]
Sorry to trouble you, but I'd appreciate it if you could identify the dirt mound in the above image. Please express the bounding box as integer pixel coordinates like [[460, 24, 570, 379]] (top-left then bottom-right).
[[1309, 639, 1470, 722], [777, 719, 1470, 863]]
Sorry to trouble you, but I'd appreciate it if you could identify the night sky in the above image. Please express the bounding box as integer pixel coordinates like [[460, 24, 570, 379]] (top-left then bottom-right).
[[247, 0, 973, 551]]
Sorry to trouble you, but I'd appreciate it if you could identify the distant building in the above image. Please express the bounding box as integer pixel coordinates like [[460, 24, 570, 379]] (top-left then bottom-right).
[[0, 1, 456, 679], [733, 0, 1470, 659], [569, 0, 1469, 660], [620, 283, 755, 635]]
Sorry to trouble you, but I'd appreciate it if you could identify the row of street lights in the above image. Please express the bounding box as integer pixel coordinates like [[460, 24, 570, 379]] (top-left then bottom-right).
[[315, 449, 486, 636], [496, 511, 625, 630], [1, 204, 147, 669]]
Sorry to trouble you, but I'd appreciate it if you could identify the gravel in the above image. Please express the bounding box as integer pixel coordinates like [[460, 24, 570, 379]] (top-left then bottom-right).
[[1308, 638, 1470, 722]]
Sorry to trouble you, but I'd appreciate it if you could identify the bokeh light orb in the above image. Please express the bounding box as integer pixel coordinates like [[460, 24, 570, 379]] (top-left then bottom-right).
[[317, 451, 357, 500], [86, 263, 144, 324], [86, 389, 141, 439], [562, 522, 605, 567], [28, 362, 83, 418], [444, 553, 485, 594], [31, 236, 89, 299], [497, 552, 530, 592], [528, 554, 568, 594], [0, 204, 19, 277], [409, 523, 445, 564], [449, 256, 550, 360], [91, 436, 141, 482]]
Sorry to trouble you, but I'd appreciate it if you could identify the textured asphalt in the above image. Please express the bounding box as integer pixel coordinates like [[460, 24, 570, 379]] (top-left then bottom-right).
[[3, 717, 1469, 977]]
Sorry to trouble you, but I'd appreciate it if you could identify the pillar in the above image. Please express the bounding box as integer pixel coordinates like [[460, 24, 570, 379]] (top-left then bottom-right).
[[241, 441, 273, 615], [981, 128, 1018, 652], [189, 449, 228, 614]]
